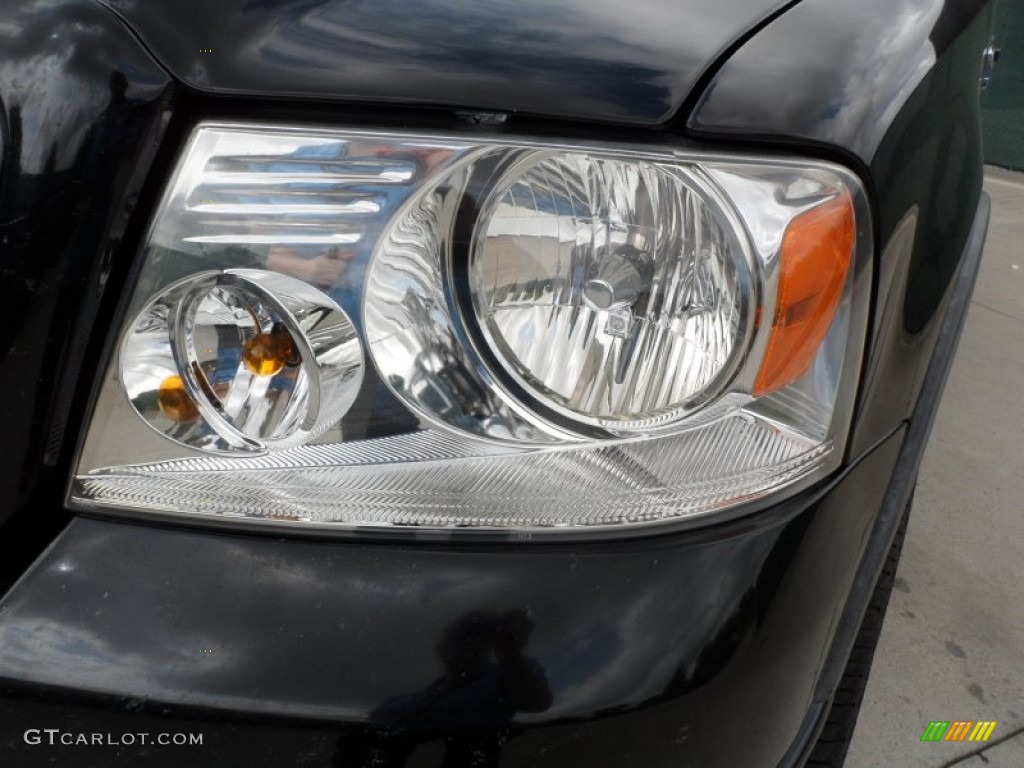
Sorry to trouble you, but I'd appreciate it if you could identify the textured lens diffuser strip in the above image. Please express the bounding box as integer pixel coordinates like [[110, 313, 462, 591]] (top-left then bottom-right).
[[75, 415, 830, 530]]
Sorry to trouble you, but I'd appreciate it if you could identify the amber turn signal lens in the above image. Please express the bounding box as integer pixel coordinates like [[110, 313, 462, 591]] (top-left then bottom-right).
[[753, 191, 855, 396], [157, 375, 200, 422], [242, 330, 298, 377]]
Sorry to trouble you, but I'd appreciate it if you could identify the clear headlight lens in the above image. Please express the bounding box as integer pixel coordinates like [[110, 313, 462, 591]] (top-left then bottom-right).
[[69, 124, 871, 534], [469, 153, 751, 429]]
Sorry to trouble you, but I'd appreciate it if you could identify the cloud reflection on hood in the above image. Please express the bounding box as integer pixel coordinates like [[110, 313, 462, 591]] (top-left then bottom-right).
[[104, 0, 792, 123]]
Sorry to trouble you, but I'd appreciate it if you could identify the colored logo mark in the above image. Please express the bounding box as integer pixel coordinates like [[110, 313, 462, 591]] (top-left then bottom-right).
[[921, 721, 997, 742]]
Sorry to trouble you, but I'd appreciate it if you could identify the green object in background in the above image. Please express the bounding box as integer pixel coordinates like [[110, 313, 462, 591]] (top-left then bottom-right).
[[983, 0, 1024, 170]]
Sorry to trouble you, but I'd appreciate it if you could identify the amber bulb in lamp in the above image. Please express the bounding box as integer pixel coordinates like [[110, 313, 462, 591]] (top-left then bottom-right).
[[242, 328, 298, 377], [157, 375, 200, 422]]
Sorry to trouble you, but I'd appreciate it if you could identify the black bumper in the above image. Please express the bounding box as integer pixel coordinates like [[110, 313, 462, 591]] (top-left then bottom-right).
[[0, 426, 905, 768]]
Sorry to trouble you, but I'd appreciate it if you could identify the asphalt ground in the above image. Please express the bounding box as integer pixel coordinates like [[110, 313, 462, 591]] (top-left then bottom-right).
[[845, 168, 1024, 766]]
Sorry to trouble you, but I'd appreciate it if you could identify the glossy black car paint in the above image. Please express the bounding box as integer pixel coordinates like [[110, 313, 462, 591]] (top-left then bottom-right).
[[0, 0, 173, 585], [98, 0, 801, 125], [0, 0, 992, 766]]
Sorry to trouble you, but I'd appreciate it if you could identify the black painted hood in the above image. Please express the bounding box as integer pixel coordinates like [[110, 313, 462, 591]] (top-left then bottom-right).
[[101, 0, 792, 125]]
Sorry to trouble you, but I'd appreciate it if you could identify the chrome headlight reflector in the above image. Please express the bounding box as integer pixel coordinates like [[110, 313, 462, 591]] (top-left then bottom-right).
[[468, 152, 753, 430], [70, 124, 871, 534]]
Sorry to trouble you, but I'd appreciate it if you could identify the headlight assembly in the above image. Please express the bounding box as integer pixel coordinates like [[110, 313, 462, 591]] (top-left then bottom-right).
[[70, 124, 871, 534]]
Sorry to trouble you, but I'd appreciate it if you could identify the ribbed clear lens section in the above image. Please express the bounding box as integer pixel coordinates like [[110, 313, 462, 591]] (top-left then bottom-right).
[[471, 153, 749, 427], [79, 416, 828, 528], [70, 124, 870, 534]]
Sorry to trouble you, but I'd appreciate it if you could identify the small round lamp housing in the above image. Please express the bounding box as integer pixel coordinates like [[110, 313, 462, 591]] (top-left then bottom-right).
[[120, 269, 364, 453]]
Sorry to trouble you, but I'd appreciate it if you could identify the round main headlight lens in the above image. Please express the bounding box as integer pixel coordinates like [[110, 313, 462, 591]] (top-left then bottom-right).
[[469, 152, 754, 430]]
